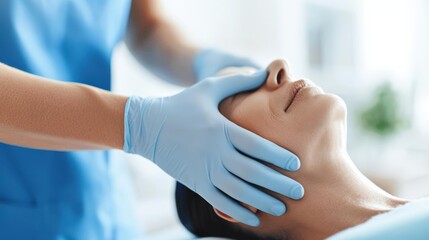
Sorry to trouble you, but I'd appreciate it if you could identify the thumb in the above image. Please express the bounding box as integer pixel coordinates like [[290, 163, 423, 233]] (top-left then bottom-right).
[[231, 58, 262, 70], [211, 70, 268, 101]]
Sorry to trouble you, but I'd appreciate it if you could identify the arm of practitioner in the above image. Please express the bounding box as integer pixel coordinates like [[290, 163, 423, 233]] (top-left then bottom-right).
[[125, 0, 260, 86], [0, 63, 127, 150]]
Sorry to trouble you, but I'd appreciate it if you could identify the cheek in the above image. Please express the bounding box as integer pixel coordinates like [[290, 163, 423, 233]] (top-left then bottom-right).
[[222, 92, 346, 157], [282, 95, 346, 139], [227, 92, 310, 152], [296, 95, 346, 127], [285, 105, 323, 132], [229, 93, 275, 133]]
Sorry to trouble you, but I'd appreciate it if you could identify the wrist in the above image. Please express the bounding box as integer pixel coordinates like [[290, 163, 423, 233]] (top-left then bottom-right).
[[123, 96, 134, 152], [123, 96, 167, 160], [123, 96, 150, 154]]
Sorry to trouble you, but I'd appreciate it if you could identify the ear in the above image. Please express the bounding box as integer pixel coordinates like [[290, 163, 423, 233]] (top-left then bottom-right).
[[213, 204, 258, 223]]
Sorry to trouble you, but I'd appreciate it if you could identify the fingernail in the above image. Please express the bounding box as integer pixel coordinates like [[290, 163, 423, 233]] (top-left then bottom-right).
[[270, 203, 286, 216], [292, 185, 305, 200], [245, 218, 260, 227], [286, 157, 300, 171]]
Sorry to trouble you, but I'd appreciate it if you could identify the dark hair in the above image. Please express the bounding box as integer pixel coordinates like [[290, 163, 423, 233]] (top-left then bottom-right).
[[175, 182, 285, 240]]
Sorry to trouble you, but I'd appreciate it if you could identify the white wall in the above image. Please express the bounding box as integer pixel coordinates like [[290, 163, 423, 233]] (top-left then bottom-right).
[[414, 0, 429, 134]]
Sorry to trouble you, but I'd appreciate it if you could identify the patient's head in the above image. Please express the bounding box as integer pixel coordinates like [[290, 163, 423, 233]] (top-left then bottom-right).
[[218, 59, 347, 159], [176, 60, 398, 240]]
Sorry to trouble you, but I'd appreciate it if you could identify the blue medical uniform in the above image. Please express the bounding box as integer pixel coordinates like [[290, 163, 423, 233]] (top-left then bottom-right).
[[0, 1, 138, 239]]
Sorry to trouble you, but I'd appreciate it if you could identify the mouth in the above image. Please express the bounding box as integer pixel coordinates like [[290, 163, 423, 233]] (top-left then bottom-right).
[[284, 80, 310, 112]]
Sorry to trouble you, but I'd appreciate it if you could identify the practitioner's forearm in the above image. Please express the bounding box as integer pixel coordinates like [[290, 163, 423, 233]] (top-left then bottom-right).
[[125, 0, 199, 86], [0, 63, 127, 150]]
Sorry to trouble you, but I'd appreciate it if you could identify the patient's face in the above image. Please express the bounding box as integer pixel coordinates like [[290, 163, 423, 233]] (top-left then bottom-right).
[[218, 59, 348, 238], [219, 59, 346, 158]]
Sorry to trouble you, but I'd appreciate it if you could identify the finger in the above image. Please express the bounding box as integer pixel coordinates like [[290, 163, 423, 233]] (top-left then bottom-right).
[[204, 185, 260, 227], [209, 70, 268, 101], [212, 169, 286, 216], [224, 57, 262, 70], [193, 49, 262, 80], [226, 122, 300, 171], [223, 152, 304, 200]]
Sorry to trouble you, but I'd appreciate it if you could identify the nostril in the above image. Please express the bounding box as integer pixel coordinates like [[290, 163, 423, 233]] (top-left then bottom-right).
[[276, 69, 284, 85]]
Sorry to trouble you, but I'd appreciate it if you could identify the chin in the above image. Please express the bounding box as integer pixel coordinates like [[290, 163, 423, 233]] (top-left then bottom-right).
[[317, 94, 347, 123]]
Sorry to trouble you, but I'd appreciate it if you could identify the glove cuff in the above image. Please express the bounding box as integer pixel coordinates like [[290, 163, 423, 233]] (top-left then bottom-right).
[[123, 96, 154, 155], [123, 96, 167, 161], [123, 96, 136, 153]]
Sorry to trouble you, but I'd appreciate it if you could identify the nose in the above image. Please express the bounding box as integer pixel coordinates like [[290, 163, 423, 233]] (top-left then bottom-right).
[[265, 59, 292, 90]]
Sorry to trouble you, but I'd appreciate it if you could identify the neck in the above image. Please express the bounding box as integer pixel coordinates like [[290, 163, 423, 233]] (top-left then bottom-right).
[[289, 143, 408, 240]]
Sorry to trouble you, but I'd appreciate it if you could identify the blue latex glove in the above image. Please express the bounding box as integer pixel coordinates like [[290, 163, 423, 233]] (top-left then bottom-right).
[[193, 48, 262, 81], [123, 71, 304, 227]]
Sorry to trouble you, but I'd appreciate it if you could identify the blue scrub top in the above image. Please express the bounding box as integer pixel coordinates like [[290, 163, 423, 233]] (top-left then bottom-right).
[[0, 0, 138, 239]]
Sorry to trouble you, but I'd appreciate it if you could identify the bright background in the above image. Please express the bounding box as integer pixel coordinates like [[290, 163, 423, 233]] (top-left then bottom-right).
[[111, 0, 429, 239]]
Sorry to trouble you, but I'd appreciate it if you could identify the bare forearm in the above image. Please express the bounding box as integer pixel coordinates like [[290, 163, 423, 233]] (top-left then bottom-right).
[[0, 63, 127, 150], [126, 0, 199, 86]]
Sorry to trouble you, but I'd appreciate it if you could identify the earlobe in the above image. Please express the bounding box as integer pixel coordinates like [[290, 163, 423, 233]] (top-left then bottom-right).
[[213, 204, 258, 223], [213, 208, 240, 223]]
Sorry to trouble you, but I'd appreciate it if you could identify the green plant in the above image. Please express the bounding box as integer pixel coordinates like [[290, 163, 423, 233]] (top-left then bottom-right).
[[359, 82, 406, 137]]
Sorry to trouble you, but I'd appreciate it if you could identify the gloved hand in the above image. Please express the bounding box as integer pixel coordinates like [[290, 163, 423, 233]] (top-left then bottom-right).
[[193, 48, 262, 81], [123, 71, 304, 227]]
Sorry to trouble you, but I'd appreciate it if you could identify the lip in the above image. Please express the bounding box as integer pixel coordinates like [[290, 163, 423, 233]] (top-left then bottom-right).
[[284, 80, 311, 112]]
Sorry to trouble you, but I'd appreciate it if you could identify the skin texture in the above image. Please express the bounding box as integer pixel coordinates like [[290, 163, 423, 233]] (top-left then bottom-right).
[[216, 60, 409, 240], [0, 63, 127, 150]]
